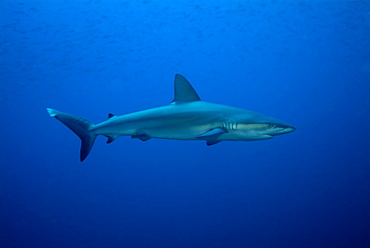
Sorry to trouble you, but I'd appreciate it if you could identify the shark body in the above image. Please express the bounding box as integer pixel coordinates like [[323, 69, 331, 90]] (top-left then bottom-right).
[[47, 74, 295, 161]]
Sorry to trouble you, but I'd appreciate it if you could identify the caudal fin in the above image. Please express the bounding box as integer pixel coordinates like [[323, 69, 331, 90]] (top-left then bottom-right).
[[47, 108, 96, 162]]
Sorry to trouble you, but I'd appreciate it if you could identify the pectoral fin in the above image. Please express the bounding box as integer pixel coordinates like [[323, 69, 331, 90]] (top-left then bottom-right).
[[196, 128, 226, 138]]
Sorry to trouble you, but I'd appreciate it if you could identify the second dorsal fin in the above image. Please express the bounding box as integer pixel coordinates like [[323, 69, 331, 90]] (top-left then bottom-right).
[[171, 74, 201, 104]]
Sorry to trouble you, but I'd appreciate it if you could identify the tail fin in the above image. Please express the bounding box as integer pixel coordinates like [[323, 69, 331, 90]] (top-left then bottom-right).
[[47, 108, 96, 162]]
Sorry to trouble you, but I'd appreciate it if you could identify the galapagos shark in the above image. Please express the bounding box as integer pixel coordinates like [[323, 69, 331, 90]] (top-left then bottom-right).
[[47, 74, 295, 162]]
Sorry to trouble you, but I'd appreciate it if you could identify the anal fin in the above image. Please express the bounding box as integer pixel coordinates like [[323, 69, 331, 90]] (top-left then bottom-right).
[[132, 133, 151, 141], [206, 140, 221, 146], [105, 135, 118, 144]]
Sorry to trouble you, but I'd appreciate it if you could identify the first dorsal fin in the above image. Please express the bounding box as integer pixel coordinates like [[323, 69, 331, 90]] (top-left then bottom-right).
[[171, 74, 201, 104], [108, 113, 115, 119]]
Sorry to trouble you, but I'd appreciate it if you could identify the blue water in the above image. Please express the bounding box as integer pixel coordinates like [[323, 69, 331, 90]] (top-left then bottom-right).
[[1, 1, 369, 247]]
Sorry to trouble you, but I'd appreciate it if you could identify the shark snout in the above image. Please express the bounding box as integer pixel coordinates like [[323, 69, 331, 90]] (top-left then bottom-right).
[[268, 123, 296, 136], [283, 126, 296, 134]]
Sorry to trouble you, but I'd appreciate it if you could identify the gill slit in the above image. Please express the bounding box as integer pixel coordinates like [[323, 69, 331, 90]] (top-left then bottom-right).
[[222, 120, 238, 131]]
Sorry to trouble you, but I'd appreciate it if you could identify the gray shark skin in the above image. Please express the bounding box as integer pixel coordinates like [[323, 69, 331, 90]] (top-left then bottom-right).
[[47, 74, 295, 161]]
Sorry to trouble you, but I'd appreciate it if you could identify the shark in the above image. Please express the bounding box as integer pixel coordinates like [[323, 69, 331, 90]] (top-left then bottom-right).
[[47, 74, 295, 162]]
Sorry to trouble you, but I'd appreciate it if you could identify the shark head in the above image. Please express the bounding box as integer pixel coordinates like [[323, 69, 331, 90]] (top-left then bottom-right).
[[257, 123, 296, 136], [221, 112, 296, 141], [225, 122, 296, 141]]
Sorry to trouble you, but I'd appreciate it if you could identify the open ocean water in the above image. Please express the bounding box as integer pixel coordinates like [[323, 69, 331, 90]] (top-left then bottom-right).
[[1, 0, 369, 247]]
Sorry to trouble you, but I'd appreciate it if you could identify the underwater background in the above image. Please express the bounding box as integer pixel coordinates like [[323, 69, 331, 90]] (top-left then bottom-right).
[[1, 0, 369, 247]]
